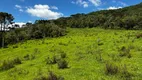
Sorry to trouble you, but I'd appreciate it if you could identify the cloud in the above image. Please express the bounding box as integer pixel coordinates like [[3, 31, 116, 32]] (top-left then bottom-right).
[[72, 0, 89, 8], [89, 0, 101, 6], [15, 5, 23, 12], [112, 0, 127, 6], [72, 0, 102, 8], [119, 1, 127, 6], [51, 6, 58, 10], [107, 6, 122, 10], [15, 5, 22, 8], [28, 21, 32, 23], [19, 9, 24, 12], [26, 4, 63, 19], [13, 22, 26, 27]]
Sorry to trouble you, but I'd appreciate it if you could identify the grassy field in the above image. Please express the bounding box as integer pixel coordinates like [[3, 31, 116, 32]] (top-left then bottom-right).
[[0, 28, 142, 80]]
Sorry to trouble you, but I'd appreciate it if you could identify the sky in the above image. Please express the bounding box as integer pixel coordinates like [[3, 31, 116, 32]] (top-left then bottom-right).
[[0, 0, 141, 24]]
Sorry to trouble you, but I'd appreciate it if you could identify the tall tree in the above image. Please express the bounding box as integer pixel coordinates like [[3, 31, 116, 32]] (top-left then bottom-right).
[[0, 12, 14, 48]]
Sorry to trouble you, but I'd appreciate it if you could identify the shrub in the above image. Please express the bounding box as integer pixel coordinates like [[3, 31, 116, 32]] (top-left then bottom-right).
[[1, 60, 14, 70], [0, 57, 22, 70], [136, 33, 142, 38], [46, 57, 54, 64], [46, 56, 58, 65], [13, 45, 18, 48], [119, 46, 132, 58], [24, 54, 30, 60], [57, 59, 68, 69], [33, 71, 64, 80], [13, 57, 22, 64], [47, 71, 58, 80], [60, 53, 66, 58], [105, 62, 119, 75]]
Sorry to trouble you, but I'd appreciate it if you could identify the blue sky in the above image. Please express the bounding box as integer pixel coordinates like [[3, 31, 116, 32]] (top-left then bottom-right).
[[0, 0, 141, 23]]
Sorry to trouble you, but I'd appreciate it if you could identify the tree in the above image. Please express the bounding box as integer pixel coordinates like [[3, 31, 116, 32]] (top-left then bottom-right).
[[0, 12, 14, 48]]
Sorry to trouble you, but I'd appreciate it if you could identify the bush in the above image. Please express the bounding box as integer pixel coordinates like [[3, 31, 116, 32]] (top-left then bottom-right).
[[24, 54, 30, 60], [119, 46, 132, 58], [47, 71, 58, 80], [57, 59, 68, 69], [46, 56, 58, 65], [13, 57, 22, 64], [33, 71, 64, 80], [105, 62, 119, 75], [136, 33, 142, 38], [0, 60, 14, 70], [60, 53, 66, 58], [0, 57, 22, 70]]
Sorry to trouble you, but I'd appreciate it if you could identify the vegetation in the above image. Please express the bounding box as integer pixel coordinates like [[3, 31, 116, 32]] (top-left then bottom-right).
[[0, 2, 142, 80], [41, 2, 142, 30], [0, 28, 142, 80], [0, 3, 142, 48], [0, 22, 66, 48], [0, 12, 14, 47]]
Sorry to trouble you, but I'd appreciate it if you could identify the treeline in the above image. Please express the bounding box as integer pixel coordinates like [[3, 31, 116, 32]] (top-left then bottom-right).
[[4, 22, 66, 46], [0, 12, 65, 48], [51, 2, 142, 29]]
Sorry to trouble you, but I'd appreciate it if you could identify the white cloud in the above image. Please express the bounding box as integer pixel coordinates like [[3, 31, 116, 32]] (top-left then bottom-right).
[[72, 0, 102, 8], [119, 1, 127, 6], [15, 5, 24, 12], [112, 0, 127, 6], [15, 5, 22, 8], [26, 4, 63, 19], [107, 6, 122, 10], [83, 3, 89, 8], [12, 22, 26, 27], [72, 0, 89, 8], [51, 6, 58, 10], [28, 21, 32, 23], [19, 9, 23, 12], [89, 0, 101, 6]]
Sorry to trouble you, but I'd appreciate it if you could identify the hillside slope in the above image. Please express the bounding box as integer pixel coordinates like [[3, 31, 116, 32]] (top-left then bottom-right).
[[0, 28, 142, 80], [51, 2, 142, 29]]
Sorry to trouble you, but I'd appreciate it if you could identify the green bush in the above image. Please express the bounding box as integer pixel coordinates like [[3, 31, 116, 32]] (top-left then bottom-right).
[[47, 71, 58, 80], [57, 59, 68, 69], [46, 56, 58, 65], [0, 57, 22, 70], [24, 54, 30, 60], [13, 57, 22, 64], [105, 62, 119, 75], [119, 46, 132, 58], [33, 71, 64, 80], [136, 33, 142, 38], [60, 53, 66, 58], [0, 60, 14, 70]]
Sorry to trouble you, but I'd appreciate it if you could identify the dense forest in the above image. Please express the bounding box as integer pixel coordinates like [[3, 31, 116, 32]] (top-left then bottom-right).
[[0, 2, 142, 48], [52, 2, 142, 29]]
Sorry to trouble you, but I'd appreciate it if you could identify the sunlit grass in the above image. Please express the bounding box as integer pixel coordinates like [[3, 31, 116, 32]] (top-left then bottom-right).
[[0, 28, 142, 80]]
